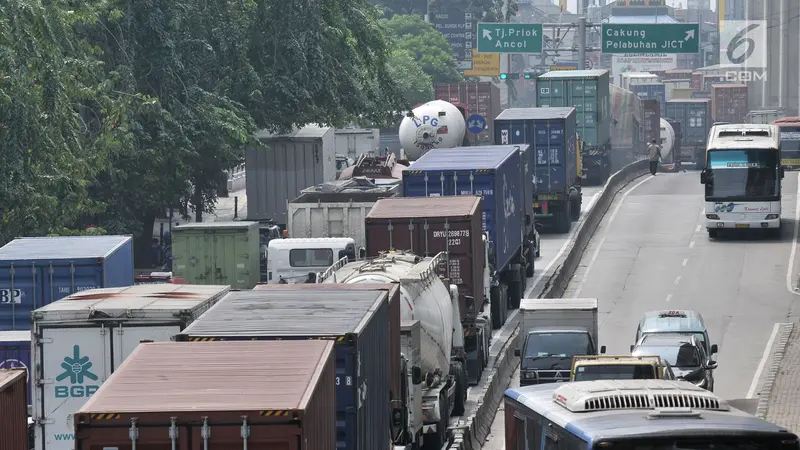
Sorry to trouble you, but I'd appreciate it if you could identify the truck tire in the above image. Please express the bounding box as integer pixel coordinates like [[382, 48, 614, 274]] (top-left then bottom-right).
[[570, 195, 581, 221], [490, 285, 504, 329], [525, 246, 534, 278], [508, 278, 523, 309], [450, 361, 467, 416], [558, 203, 572, 233]]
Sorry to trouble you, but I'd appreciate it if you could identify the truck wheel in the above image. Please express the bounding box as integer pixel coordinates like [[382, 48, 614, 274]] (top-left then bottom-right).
[[450, 361, 467, 416], [558, 203, 572, 233], [525, 249, 534, 278], [570, 196, 581, 221], [508, 278, 522, 309], [490, 285, 503, 329]]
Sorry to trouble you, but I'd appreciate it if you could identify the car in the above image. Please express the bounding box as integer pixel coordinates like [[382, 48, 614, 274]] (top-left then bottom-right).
[[634, 310, 718, 358], [631, 333, 717, 391]]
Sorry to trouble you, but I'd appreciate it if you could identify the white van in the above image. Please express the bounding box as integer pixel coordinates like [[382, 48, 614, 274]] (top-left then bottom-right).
[[267, 237, 357, 284]]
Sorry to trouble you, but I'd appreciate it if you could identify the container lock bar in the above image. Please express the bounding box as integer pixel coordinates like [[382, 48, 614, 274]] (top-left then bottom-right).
[[201, 416, 211, 450], [169, 417, 179, 450], [241, 415, 251, 450], [408, 220, 416, 255], [439, 172, 445, 196], [129, 418, 139, 450], [9, 264, 13, 329]]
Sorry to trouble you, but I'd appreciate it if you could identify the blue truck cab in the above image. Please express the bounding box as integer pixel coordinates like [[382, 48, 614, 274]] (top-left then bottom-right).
[[403, 145, 531, 310], [494, 107, 582, 233]]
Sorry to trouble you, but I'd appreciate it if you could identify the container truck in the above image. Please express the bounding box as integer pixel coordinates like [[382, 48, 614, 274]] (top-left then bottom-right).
[[659, 118, 679, 170], [401, 146, 531, 310], [0, 235, 134, 331], [691, 72, 704, 90], [177, 288, 396, 450], [514, 298, 604, 385], [630, 83, 666, 112], [286, 177, 399, 250], [316, 252, 469, 450], [641, 99, 661, 148], [494, 108, 582, 233], [609, 85, 644, 169], [536, 69, 612, 185], [711, 84, 748, 124], [0, 330, 31, 404], [266, 237, 357, 284], [171, 221, 261, 288], [399, 100, 468, 161], [75, 340, 337, 450], [246, 125, 337, 226], [747, 110, 783, 125], [338, 152, 407, 181], [434, 82, 501, 143], [335, 127, 379, 160], [664, 99, 712, 168], [31, 284, 230, 450], [620, 72, 658, 91], [773, 117, 800, 169], [0, 369, 28, 450]]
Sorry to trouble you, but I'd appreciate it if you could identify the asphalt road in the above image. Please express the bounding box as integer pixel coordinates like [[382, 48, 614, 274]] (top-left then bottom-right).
[[482, 170, 800, 450]]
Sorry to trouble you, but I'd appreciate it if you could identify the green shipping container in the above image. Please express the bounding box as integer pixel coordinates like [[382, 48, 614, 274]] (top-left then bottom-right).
[[535, 69, 611, 148], [171, 221, 260, 289]]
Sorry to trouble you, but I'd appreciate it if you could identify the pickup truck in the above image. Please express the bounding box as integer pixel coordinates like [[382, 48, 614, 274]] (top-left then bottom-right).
[[570, 355, 676, 381]]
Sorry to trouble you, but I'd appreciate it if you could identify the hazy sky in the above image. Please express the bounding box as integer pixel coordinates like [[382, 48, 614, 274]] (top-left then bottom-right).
[[561, 0, 715, 13]]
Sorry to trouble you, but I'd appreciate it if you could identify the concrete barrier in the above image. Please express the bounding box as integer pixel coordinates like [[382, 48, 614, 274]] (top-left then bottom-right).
[[445, 158, 650, 450]]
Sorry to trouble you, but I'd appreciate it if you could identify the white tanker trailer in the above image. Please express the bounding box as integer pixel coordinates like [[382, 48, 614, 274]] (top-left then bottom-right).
[[398, 100, 467, 161], [317, 251, 472, 450], [659, 118, 679, 170]]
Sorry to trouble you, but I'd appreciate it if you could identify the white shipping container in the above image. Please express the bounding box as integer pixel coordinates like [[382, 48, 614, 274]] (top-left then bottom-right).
[[334, 128, 380, 159], [519, 298, 599, 349], [31, 284, 230, 450], [663, 79, 692, 101]]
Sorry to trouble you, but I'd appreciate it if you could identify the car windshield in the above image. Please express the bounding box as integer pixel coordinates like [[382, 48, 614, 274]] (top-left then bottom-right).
[[524, 333, 590, 359], [705, 149, 779, 199], [573, 364, 656, 381], [633, 343, 700, 368], [644, 332, 706, 351]]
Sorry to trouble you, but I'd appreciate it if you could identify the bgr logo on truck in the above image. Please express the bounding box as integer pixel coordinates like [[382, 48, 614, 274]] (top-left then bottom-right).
[[55, 345, 99, 398]]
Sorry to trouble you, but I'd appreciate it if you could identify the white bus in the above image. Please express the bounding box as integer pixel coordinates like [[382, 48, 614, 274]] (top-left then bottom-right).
[[504, 379, 800, 450], [700, 124, 784, 238]]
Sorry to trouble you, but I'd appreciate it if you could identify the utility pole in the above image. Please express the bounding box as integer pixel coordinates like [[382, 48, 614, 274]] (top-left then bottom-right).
[[578, 17, 587, 70]]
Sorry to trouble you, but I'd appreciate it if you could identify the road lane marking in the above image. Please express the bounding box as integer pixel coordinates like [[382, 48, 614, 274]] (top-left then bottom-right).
[[787, 175, 800, 295], [689, 241, 695, 248], [527, 192, 600, 296], [747, 323, 784, 398], [674, 276, 681, 285], [568, 176, 654, 295], [695, 224, 702, 232], [682, 258, 689, 267], [665, 294, 672, 302]]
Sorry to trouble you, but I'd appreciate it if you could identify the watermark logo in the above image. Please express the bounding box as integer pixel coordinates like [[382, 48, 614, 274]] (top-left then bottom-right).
[[720, 20, 767, 81], [55, 345, 99, 398]]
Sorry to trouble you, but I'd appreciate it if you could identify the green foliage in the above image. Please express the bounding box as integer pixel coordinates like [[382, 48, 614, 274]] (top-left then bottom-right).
[[48, 226, 109, 237], [384, 15, 462, 84], [387, 49, 434, 106]]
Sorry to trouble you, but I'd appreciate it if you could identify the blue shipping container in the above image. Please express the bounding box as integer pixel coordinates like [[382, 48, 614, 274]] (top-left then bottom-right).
[[630, 83, 666, 111], [0, 236, 134, 331], [0, 330, 31, 404], [402, 146, 524, 273], [177, 289, 390, 450], [494, 108, 578, 196]]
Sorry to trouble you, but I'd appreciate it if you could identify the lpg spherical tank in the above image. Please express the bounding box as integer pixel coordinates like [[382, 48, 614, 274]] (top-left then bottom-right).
[[659, 118, 676, 161], [398, 100, 467, 160], [321, 253, 453, 376]]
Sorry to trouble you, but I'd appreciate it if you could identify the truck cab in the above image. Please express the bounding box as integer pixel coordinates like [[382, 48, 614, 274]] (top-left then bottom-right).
[[267, 237, 356, 284], [514, 298, 605, 385], [570, 355, 676, 381]]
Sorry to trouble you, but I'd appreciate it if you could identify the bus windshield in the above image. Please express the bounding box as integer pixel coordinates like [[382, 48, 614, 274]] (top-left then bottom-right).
[[601, 436, 799, 450], [705, 149, 779, 200]]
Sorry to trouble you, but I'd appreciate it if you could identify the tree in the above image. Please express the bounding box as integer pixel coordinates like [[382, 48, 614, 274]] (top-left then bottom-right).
[[383, 15, 462, 84], [386, 50, 434, 106]]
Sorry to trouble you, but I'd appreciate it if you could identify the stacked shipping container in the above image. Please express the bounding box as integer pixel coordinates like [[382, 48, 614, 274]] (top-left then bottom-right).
[[711, 84, 749, 124], [434, 82, 501, 142]]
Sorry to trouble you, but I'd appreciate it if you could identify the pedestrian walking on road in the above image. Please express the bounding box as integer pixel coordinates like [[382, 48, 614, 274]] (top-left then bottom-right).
[[648, 138, 662, 176]]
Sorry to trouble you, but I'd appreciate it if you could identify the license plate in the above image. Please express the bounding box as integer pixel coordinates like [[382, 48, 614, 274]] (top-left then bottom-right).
[[735, 223, 750, 229]]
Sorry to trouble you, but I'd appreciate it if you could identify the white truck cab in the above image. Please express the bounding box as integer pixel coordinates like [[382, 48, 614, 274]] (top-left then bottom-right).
[[267, 237, 357, 284]]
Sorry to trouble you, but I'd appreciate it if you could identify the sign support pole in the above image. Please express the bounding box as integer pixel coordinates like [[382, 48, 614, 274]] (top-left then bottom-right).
[[578, 16, 586, 70]]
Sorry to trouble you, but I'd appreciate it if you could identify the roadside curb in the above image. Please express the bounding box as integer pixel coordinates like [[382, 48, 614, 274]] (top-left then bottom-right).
[[756, 322, 795, 419], [446, 159, 650, 450]]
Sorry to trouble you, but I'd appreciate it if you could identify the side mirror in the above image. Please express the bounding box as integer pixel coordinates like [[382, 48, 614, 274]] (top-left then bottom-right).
[[781, 166, 786, 179], [600, 345, 607, 354], [630, 344, 634, 352], [514, 349, 521, 357], [711, 344, 718, 354], [700, 170, 708, 184], [707, 361, 718, 370], [411, 366, 423, 385]]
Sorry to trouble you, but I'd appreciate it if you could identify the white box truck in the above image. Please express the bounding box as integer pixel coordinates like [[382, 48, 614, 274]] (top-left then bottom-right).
[[515, 298, 604, 385], [31, 284, 230, 450]]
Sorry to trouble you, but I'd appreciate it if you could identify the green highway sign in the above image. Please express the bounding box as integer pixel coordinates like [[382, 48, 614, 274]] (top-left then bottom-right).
[[477, 23, 543, 53], [601, 23, 700, 54]]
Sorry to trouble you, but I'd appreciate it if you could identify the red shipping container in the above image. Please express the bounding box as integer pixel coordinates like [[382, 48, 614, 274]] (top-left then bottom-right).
[[703, 74, 727, 91], [0, 370, 28, 450], [253, 282, 403, 428], [74, 341, 337, 450], [711, 84, 749, 123], [691, 72, 704, 90], [434, 82, 501, 142], [641, 99, 662, 145]]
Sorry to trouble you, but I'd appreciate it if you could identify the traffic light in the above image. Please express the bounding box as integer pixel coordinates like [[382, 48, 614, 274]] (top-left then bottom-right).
[[523, 73, 533, 79], [499, 73, 520, 80]]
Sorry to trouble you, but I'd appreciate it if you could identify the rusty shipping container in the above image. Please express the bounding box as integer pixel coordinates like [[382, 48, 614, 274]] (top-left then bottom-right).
[[365, 196, 484, 319], [691, 72, 703, 90], [0, 369, 28, 450], [253, 282, 402, 435], [75, 341, 336, 450], [663, 69, 694, 80], [434, 82, 501, 142], [641, 99, 661, 145], [711, 84, 749, 124]]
